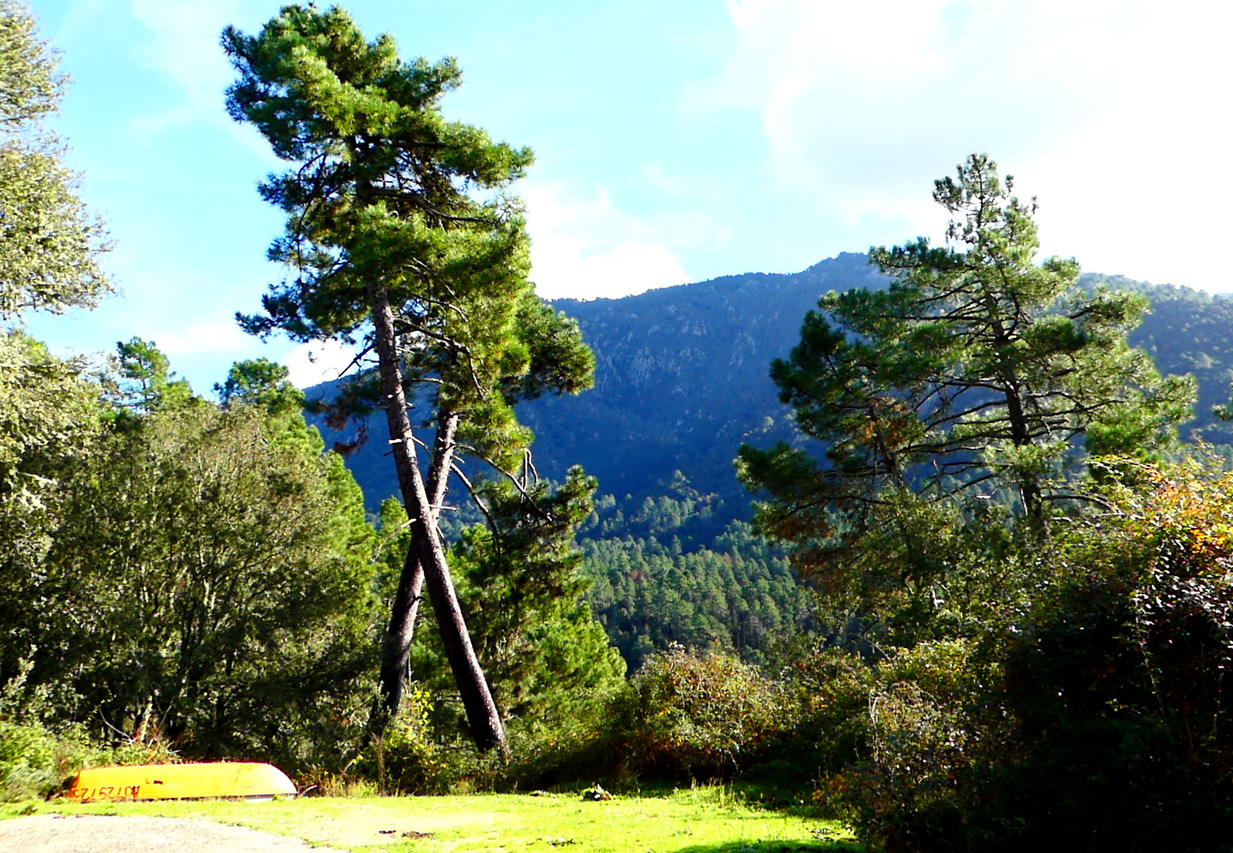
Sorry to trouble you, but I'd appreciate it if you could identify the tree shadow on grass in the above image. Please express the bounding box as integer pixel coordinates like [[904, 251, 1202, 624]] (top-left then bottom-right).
[[672, 837, 864, 853]]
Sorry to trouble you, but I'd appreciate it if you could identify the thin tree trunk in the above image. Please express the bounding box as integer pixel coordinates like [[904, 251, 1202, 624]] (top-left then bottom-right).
[[376, 412, 458, 721], [367, 283, 507, 756]]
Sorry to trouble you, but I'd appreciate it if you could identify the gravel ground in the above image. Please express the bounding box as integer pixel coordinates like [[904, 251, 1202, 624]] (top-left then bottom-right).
[[0, 814, 348, 852]]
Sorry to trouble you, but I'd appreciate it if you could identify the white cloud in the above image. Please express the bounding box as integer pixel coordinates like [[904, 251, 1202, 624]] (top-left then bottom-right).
[[524, 183, 692, 300], [283, 339, 363, 389], [682, 0, 1233, 290], [150, 321, 251, 356], [532, 237, 691, 301]]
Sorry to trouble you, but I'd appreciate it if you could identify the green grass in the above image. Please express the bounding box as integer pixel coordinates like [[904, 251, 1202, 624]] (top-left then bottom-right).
[[3, 787, 860, 852]]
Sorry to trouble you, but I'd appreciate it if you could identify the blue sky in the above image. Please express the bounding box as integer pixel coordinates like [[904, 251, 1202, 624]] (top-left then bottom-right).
[[21, 0, 1233, 392]]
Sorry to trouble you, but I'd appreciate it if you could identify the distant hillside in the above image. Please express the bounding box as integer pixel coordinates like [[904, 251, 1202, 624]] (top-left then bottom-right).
[[303, 258, 1233, 669], [307, 256, 1233, 526], [1096, 274, 1233, 444]]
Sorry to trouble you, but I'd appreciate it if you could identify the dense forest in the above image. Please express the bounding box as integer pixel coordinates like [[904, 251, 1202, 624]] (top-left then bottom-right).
[[5, 4, 1233, 851], [316, 259, 1233, 681]]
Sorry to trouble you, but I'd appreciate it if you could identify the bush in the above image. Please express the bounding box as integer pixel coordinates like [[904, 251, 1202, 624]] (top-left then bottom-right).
[[822, 640, 990, 850], [0, 718, 58, 801], [821, 462, 1233, 851], [355, 689, 444, 794], [0, 718, 177, 802], [610, 646, 791, 781], [784, 646, 874, 781]]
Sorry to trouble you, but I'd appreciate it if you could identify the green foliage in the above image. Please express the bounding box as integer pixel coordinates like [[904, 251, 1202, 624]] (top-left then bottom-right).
[[0, 332, 103, 686], [960, 459, 1233, 850], [610, 646, 792, 781], [2, 346, 381, 773], [0, 331, 100, 560], [778, 646, 874, 783], [823, 640, 993, 849], [582, 522, 814, 669], [720, 157, 1220, 850], [392, 468, 625, 757], [0, 1, 111, 321], [214, 357, 299, 414], [453, 468, 624, 718], [571, 477, 818, 670], [0, 0, 59, 125], [0, 717, 57, 801], [311, 252, 884, 519], [801, 458, 1233, 850], [105, 336, 195, 418], [329, 257, 1233, 545], [222, 3, 570, 448], [355, 688, 444, 794], [740, 155, 1191, 561], [738, 154, 1193, 645]]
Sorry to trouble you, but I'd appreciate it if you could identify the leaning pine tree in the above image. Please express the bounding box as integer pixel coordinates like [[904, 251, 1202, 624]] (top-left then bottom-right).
[[223, 5, 593, 756]]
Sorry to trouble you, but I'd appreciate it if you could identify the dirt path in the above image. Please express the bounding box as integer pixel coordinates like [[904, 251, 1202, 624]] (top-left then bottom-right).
[[0, 814, 348, 853]]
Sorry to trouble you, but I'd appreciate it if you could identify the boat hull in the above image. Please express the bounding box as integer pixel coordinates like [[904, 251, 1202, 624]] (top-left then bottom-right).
[[66, 762, 297, 801]]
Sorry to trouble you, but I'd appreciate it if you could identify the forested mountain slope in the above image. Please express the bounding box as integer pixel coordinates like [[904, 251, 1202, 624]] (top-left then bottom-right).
[[1100, 274, 1233, 444], [306, 255, 1233, 667], [517, 252, 882, 511], [311, 255, 1233, 524]]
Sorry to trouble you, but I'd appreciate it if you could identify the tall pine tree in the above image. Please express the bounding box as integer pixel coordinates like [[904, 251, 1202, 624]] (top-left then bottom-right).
[[739, 154, 1193, 619], [223, 5, 592, 754]]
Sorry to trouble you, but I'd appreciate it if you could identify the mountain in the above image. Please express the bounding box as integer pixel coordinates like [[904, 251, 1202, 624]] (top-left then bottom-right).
[[304, 256, 1233, 667], [307, 256, 1233, 524], [308, 253, 881, 518]]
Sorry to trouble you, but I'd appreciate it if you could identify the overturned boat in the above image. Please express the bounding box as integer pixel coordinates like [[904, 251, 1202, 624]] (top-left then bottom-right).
[[66, 762, 297, 801]]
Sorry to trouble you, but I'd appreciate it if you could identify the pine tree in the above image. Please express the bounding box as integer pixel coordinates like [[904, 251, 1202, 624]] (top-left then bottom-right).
[[223, 5, 592, 754], [738, 154, 1193, 615]]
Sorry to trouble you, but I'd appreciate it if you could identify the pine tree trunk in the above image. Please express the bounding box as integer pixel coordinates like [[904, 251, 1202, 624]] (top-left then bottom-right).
[[376, 412, 457, 722], [376, 547, 425, 724], [368, 284, 507, 756]]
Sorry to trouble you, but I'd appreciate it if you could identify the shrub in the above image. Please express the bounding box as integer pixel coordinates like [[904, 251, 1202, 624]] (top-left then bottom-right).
[[611, 646, 791, 781], [0, 718, 58, 801], [822, 640, 989, 850], [786, 646, 874, 775], [822, 461, 1233, 851], [0, 718, 177, 802], [355, 689, 444, 794]]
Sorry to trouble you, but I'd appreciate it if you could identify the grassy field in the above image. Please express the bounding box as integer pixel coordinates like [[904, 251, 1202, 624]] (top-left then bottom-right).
[[2, 787, 860, 852]]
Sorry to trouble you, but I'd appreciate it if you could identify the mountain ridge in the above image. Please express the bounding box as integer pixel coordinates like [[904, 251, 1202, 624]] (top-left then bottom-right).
[[306, 254, 1233, 524]]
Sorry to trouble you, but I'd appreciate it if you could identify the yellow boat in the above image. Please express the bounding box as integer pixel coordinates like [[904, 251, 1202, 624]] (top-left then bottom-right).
[[65, 762, 297, 801]]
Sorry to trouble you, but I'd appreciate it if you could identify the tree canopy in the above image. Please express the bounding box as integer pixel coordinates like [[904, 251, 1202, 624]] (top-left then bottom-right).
[[1, 340, 381, 771], [224, 4, 593, 753], [738, 154, 1193, 628], [0, 0, 111, 321]]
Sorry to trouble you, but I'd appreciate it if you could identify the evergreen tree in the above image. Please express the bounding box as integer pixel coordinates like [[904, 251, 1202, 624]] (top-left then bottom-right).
[[223, 5, 592, 753], [738, 154, 1193, 623]]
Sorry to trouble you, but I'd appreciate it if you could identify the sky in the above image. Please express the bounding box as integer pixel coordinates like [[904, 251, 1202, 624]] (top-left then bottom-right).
[[19, 0, 1233, 392]]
